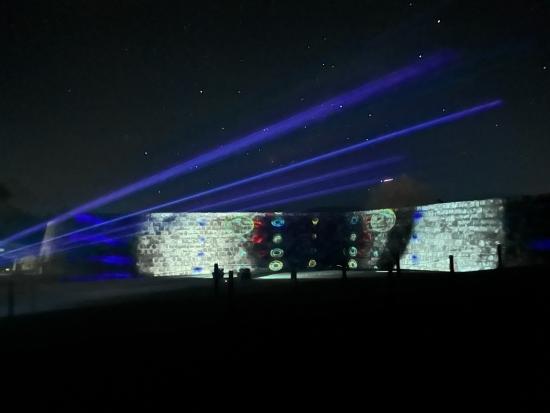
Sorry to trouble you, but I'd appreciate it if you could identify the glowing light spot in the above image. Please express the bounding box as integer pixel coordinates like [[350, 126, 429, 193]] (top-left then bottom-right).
[[270, 248, 284, 258], [312, 217, 320, 225], [530, 239, 550, 251], [348, 259, 358, 269], [308, 259, 317, 268], [271, 216, 285, 228], [348, 246, 358, 257], [350, 233, 357, 241], [269, 260, 284, 272], [350, 215, 360, 225], [251, 234, 264, 244], [369, 209, 396, 232], [312, 233, 318, 240], [273, 234, 283, 244]]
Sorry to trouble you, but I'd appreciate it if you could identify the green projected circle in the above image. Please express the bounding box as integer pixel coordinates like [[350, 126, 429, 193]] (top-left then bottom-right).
[[369, 209, 396, 232], [269, 260, 284, 272], [270, 248, 284, 258]]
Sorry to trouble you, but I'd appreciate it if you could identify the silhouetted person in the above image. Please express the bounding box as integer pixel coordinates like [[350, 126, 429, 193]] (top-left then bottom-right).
[[212, 263, 224, 291]]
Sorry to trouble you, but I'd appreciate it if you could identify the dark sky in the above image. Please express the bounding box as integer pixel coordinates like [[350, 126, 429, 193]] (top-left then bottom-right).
[[2, 0, 549, 216]]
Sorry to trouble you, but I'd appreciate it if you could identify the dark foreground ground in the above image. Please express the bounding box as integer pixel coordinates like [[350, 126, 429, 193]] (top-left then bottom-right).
[[1, 268, 549, 410]]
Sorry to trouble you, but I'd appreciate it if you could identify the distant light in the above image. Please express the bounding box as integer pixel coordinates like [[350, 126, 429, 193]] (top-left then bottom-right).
[[437, 19, 441, 24], [381, 178, 394, 183]]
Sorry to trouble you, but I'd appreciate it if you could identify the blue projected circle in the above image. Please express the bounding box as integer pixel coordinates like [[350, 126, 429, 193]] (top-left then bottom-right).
[[347, 259, 358, 269], [269, 260, 284, 272], [270, 248, 284, 258], [349, 233, 357, 241], [350, 215, 360, 225], [348, 246, 358, 257], [271, 216, 285, 228]]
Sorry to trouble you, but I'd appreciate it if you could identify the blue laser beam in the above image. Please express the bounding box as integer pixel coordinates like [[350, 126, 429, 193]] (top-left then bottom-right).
[[190, 156, 402, 211], [26, 158, 399, 257], [244, 177, 384, 211], [0, 99, 502, 260], [0, 52, 454, 246], [33, 179, 384, 258], [239, 178, 386, 211]]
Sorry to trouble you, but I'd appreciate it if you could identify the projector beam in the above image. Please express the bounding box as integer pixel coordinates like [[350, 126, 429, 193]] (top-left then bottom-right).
[[245, 177, 383, 211], [0, 52, 453, 246], [190, 156, 401, 211], [25, 158, 399, 257], [33, 178, 385, 258], [0, 99, 502, 260]]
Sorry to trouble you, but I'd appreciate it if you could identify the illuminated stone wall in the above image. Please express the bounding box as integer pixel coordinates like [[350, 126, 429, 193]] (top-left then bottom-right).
[[399, 199, 504, 271], [136, 213, 264, 276], [136, 198, 505, 276]]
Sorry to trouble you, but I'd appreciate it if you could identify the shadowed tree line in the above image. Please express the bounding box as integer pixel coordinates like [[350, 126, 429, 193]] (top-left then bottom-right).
[[0, 183, 41, 241]]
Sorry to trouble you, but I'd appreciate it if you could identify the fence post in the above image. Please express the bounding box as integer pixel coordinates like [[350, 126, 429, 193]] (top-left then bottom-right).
[[342, 265, 347, 280], [449, 255, 455, 273], [228, 270, 234, 292], [291, 268, 297, 282], [497, 244, 503, 270]]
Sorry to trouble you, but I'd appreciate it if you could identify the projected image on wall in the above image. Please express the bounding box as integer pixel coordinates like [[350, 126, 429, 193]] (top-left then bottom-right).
[[135, 199, 505, 276]]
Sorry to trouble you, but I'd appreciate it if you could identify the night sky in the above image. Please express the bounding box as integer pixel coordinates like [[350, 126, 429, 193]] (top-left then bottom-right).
[[2, 0, 549, 217]]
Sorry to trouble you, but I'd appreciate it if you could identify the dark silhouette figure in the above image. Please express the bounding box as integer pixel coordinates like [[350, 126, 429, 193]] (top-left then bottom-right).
[[212, 263, 224, 291]]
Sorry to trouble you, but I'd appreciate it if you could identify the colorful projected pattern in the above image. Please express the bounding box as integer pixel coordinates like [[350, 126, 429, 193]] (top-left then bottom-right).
[[135, 199, 505, 276]]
